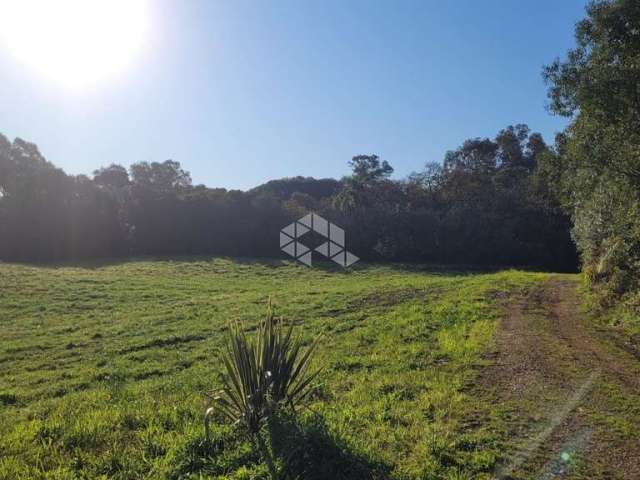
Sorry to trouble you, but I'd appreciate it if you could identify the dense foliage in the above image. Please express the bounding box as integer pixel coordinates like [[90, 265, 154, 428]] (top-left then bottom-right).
[[542, 0, 640, 303], [0, 125, 577, 270]]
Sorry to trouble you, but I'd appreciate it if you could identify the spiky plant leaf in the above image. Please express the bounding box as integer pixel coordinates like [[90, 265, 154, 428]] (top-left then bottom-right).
[[207, 300, 322, 435]]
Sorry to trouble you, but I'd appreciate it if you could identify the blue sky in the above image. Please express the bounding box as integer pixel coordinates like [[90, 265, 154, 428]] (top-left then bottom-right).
[[0, 0, 587, 190]]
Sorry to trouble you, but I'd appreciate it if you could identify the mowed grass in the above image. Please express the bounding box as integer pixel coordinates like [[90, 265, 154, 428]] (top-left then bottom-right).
[[0, 258, 549, 479]]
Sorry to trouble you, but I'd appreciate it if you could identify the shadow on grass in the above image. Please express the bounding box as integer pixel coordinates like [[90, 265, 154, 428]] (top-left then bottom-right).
[[173, 409, 389, 480], [2, 253, 552, 275], [262, 409, 389, 480], [2, 255, 289, 270]]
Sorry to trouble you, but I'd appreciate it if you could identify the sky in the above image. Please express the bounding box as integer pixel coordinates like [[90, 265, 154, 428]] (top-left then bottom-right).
[[0, 0, 588, 190]]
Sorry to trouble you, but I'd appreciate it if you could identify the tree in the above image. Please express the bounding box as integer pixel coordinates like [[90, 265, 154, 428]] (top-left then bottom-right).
[[348, 155, 393, 184], [93, 164, 130, 188], [443, 138, 498, 175], [543, 0, 640, 301], [130, 160, 192, 191], [495, 124, 533, 170]]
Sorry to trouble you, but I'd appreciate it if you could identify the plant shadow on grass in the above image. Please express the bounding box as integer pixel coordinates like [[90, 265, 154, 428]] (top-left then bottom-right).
[[262, 409, 390, 480], [174, 409, 389, 480]]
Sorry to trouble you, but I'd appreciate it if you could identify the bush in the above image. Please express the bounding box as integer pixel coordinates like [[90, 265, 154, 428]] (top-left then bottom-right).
[[206, 301, 322, 435]]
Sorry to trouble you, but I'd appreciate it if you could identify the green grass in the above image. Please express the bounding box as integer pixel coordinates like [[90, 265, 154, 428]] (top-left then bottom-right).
[[0, 258, 548, 479]]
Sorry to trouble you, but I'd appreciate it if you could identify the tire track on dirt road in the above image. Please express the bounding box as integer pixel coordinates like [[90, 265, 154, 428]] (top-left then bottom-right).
[[482, 277, 640, 479]]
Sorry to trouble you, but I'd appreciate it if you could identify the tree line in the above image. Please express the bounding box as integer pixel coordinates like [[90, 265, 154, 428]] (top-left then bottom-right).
[[0, 124, 578, 271]]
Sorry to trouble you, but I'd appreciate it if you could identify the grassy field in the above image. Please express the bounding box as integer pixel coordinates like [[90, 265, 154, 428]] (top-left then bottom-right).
[[0, 259, 551, 479]]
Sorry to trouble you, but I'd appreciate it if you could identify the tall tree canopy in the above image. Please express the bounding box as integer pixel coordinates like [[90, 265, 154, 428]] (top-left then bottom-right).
[[0, 125, 577, 271], [543, 0, 640, 302]]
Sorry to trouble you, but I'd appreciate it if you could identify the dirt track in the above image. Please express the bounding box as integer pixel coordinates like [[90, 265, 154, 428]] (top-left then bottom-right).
[[483, 277, 640, 479]]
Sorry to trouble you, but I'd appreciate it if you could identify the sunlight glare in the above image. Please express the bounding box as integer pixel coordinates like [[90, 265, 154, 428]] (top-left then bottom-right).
[[0, 0, 149, 88]]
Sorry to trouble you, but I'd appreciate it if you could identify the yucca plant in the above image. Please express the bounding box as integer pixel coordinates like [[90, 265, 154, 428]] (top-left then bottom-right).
[[205, 301, 322, 437]]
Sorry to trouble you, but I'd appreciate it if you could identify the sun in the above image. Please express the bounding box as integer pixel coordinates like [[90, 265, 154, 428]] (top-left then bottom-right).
[[0, 0, 149, 88]]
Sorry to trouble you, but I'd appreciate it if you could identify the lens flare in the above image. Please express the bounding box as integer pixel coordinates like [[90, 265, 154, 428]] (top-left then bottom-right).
[[0, 0, 149, 88]]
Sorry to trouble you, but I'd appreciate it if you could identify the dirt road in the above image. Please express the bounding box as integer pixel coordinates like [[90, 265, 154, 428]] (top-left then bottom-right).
[[484, 277, 640, 479]]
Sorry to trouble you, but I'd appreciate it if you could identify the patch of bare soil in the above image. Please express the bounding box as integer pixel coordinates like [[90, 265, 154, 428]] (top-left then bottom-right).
[[320, 287, 439, 317], [480, 278, 640, 480]]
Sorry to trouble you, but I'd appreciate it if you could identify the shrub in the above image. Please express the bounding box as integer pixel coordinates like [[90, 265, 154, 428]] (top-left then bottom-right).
[[206, 301, 322, 436]]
